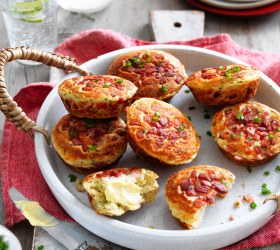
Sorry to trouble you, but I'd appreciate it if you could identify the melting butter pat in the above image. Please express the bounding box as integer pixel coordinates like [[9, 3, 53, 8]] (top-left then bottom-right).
[[15, 200, 59, 227], [104, 176, 143, 210]]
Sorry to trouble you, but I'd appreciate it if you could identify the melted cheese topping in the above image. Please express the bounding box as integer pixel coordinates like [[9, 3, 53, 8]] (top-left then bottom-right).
[[103, 175, 143, 210], [15, 200, 59, 227]]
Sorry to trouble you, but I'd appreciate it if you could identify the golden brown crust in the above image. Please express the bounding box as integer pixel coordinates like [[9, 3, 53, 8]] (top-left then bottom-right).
[[58, 75, 138, 118], [165, 165, 235, 229], [51, 114, 127, 173], [186, 64, 260, 106], [108, 50, 188, 100], [126, 98, 200, 166], [211, 101, 280, 166], [83, 168, 159, 216]]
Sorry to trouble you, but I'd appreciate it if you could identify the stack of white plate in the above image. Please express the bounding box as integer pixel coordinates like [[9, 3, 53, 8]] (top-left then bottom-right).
[[198, 0, 279, 10]]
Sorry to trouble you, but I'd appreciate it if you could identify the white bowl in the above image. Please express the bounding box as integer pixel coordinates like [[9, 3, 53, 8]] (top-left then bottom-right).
[[35, 45, 280, 250], [0, 225, 22, 250]]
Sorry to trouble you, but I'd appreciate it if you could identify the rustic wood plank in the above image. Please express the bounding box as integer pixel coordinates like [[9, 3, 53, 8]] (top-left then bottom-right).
[[150, 10, 205, 42]]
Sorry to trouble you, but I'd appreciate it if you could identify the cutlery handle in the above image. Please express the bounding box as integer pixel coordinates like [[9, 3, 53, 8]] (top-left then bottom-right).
[[0, 46, 90, 143], [76, 241, 98, 250]]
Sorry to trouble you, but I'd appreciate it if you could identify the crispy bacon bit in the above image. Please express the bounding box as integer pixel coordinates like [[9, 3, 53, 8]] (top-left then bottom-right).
[[198, 173, 211, 181], [243, 194, 254, 203], [234, 200, 240, 208], [213, 182, 228, 193], [195, 185, 210, 194]]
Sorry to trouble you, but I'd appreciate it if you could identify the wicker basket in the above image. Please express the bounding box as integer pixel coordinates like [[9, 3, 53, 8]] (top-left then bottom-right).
[[0, 46, 90, 142]]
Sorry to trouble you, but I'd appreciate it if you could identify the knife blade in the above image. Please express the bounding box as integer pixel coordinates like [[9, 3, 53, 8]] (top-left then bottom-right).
[[8, 187, 96, 250]]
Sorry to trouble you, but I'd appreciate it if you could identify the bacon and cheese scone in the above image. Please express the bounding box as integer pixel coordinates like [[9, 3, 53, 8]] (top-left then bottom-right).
[[186, 64, 260, 106], [83, 168, 159, 216], [108, 50, 188, 100], [126, 98, 200, 166], [51, 114, 127, 174], [211, 101, 280, 166], [165, 165, 235, 229], [58, 75, 138, 118]]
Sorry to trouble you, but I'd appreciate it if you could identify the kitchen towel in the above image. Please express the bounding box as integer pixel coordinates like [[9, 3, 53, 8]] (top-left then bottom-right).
[[1, 29, 280, 249]]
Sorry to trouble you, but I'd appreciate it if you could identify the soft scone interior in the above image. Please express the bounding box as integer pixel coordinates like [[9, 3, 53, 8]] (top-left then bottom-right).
[[83, 169, 159, 216]]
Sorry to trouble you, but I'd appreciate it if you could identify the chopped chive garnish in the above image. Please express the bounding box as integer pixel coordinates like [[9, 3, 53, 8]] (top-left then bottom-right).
[[207, 131, 212, 136], [188, 116, 192, 121], [276, 165, 280, 171], [204, 114, 211, 119], [230, 133, 236, 139], [69, 130, 77, 138], [236, 113, 244, 120], [125, 61, 132, 67], [277, 127, 280, 132], [185, 89, 191, 94], [153, 112, 160, 122], [162, 85, 168, 92], [264, 170, 270, 176], [262, 183, 267, 188], [262, 188, 272, 195], [182, 123, 187, 129], [232, 66, 241, 72], [268, 134, 274, 139], [103, 82, 111, 88], [253, 116, 261, 123], [37, 245, 44, 250], [157, 59, 162, 63], [261, 183, 271, 195], [130, 57, 139, 64], [189, 106, 196, 110], [247, 166, 252, 173], [250, 202, 257, 209], [178, 127, 183, 132], [115, 78, 124, 83], [89, 145, 97, 151], [153, 116, 160, 122], [68, 174, 77, 182], [219, 66, 223, 70]]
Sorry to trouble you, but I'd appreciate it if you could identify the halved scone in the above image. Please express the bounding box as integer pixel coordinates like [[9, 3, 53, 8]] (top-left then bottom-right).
[[186, 64, 260, 106], [58, 75, 138, 118], [165, 165, 235, 229], [51, 114, 127, 174], [126, 98, 200, 166], [82, 168, 159, 216], [211, 101, 280, 166], [108, 50, 188, 100]]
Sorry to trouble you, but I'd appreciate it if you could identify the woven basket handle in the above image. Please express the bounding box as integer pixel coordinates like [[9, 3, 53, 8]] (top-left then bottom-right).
[[0, 46, 91, 143], [264, 194, 280, 215]]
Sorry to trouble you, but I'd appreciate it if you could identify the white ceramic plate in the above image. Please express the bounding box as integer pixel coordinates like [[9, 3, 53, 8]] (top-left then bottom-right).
[[198, 0, 278, 9], [35, 45, 280, 250], [57, 0, 112, 13], [0, 225, 22, 250]]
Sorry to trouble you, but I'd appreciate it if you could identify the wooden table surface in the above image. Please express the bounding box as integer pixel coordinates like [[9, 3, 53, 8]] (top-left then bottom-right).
[[0, 0, 280, 249]]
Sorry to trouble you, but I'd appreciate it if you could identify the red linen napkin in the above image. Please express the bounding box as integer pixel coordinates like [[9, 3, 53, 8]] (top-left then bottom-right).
[[1, 29, 280, 249]]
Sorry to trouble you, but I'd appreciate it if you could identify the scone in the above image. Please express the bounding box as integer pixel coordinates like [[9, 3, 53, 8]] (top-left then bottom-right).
[[108, 50, 188, 100], [126, 98, 200, 166], [82, 168, 159, 216], [51, 114, 127, 174], [165, 165, 235, 229], [211, 101, 280, 166], [186, 64, 260, 106], [58, 75, 138, 118]]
